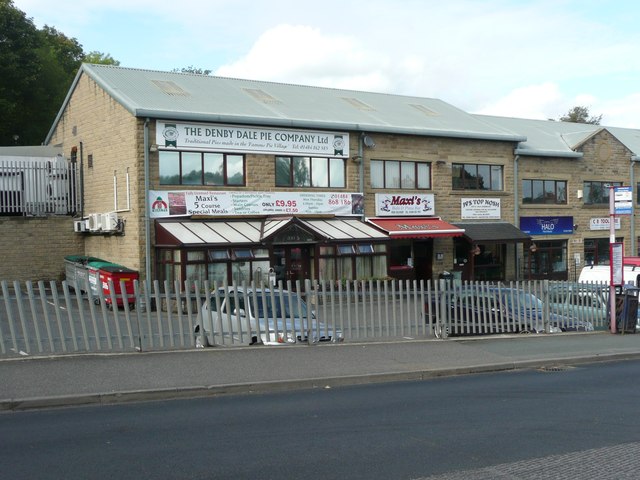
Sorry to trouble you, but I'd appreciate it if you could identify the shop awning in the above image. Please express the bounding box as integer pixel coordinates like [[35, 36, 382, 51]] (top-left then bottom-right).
[[156, 220, 263, 246], [299, 218, 389, 241], [367, 217, 465, 239], [156, 217, 390, 247], [454, 222, 531, 243]]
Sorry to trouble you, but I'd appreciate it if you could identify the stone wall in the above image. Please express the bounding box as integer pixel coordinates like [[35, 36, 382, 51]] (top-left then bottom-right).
[[0, 216, 83, 281]]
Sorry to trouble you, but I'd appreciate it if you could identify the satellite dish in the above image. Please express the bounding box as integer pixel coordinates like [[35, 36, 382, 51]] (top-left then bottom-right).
[[363, 135, 376, 148]]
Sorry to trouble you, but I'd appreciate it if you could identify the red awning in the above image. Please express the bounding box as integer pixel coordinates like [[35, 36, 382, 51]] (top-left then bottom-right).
[[367, 217, 465, 238]]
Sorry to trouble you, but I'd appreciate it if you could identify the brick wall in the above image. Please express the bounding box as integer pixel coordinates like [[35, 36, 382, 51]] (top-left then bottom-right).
[[518, 129, 636, 271], [48, 74, 146, 276], [0, 217, 83, 281]]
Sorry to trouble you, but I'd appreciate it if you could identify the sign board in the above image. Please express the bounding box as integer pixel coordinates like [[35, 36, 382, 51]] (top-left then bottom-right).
[[375, 193, 435, 216], [461, 198, 501, 219], [614, 186, 633, 215], [149, 190, 364, 218], [156, 121, 349, 158], [519, 216, 574, 235], [610, 242, 624, 286], [590, 217, 621, 230]]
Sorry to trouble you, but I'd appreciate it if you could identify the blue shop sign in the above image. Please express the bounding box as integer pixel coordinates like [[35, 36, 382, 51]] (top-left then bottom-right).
[[520, 216, 574, 235]]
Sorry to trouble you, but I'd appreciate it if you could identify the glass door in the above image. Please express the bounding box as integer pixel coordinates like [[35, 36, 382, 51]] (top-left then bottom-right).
[[272, 245, 312, 288]]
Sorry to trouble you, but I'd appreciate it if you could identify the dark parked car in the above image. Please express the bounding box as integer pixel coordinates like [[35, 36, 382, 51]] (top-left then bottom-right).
[[427, 286, 593, 337]]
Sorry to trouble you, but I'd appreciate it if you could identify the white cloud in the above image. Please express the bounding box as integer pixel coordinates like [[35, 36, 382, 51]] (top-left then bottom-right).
[[11, 0, 640, 128]]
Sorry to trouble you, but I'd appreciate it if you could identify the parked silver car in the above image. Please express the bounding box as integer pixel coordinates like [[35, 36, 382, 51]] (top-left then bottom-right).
[[196, 287, 343, 346]]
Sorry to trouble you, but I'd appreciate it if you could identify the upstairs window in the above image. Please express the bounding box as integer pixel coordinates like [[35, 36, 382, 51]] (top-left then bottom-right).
[[275, 156, 345, 188], [583, 181, 622, 205], [371, 160, 431, 189], [159, 151, 245, 186], [452, 163, 503, 191], [522, 179, 567, 204]]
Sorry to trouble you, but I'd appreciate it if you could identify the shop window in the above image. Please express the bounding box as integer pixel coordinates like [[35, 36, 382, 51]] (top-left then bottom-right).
[[524, 240, 568, 280], [337, 244, 355, 255], [583, 181, 622, 205], [357, 244, 374, 254], [452, 163, 503, 191], [275, 156, 345, 188], [232, 248, 254, 260], [209, 250, 230, 260], [371, 160, 431, 189], [584, 237, 622, 265], [159, 150, 246, 186], [522, 179, 567, 204]]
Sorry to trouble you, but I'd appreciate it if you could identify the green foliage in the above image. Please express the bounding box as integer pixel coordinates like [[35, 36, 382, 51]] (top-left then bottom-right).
[[84, 51, 120, 65], [0, 0, 119, 145], [559, 106, 603, 125]]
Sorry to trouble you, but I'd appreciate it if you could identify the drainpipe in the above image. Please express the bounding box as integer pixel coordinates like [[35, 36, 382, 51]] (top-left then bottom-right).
[[144, 119, 151, 282], [358, 133, 365, 221], [631, 156, 640, 255], [513, 154, 521, 279]]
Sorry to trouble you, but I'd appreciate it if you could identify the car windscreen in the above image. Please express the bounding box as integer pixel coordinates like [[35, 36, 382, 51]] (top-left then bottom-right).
[[502, 291, 543, 310], [250, 292, 308, 318]]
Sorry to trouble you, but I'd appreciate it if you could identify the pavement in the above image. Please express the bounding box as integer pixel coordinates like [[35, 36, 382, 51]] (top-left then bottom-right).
[[2, 331, 640, 411]]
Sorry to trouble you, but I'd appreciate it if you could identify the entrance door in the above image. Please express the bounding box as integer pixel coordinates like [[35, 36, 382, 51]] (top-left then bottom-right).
[[272, 246, 312, 287]]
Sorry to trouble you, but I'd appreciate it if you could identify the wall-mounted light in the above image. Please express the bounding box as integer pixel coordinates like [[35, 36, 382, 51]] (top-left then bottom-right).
[[472, 245, 481, 256], [436, 252, 444, 261], [529, 243, 538, 253], [436, 159, 447, 166], [573, 224, 579, 231], [149, 144, 158, 153], [351, 155, 362, 163]]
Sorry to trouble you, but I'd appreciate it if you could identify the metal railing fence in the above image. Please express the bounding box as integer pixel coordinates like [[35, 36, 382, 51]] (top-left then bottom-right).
[[0, 158, 80, 216], [0, 278, 621, 357]]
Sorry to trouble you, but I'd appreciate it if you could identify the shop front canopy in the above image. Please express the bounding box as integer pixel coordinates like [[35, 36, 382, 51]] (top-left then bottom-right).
[[366, 217, 465, 239], [454, 222, 531, 243], [155, 217, 390, 247]]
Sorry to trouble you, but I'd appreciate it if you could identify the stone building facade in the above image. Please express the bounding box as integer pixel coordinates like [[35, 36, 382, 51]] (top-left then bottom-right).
[[29, 64, 640, 285]]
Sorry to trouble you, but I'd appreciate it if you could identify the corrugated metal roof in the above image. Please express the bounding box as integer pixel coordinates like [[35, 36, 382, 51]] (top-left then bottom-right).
[[476, 115, 640, 159], [0, 146, 62, 158], [475, 115, 599, 158], [46, 64, 527, 144]]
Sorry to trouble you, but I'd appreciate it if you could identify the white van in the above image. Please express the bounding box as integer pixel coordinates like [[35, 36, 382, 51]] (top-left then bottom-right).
[[578, 264, 640, 286]]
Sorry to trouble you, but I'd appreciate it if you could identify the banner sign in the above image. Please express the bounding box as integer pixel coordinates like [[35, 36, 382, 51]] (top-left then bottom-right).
[[375, 193, 435, 216], [149, 190, 364, 218], [156, 121, 349, 158], [590, 217, 621, 230], [520, 216, 574, 235], [611, 242, 624, 286], [614, 186, 633, 215], [461, 198, 501, 219]]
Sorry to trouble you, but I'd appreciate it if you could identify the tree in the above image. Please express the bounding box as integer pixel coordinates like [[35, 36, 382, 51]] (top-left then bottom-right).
[[0, 0, 120, 145], [84, 51, 120, 65], [559, 106, 603, 125], [0, 0, 41, 145]]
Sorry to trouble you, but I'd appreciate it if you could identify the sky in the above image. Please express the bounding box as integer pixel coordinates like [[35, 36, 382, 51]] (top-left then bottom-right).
[[12, 0, 640, 129]]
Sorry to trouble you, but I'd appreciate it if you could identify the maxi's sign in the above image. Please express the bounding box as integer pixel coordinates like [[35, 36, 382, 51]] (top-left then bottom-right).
[[149, 190, 364, 218], [156, 121, 349, 158]]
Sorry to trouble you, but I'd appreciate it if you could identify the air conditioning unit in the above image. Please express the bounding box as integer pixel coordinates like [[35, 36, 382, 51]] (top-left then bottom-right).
[[88, 213, 102, 232], [101, 212, 118, 232], [73, 219, 88, 232]]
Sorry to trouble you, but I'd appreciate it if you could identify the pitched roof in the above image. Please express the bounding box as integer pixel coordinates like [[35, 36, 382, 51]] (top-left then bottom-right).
[[46, 64, 526, 144], [476, 114, 640, 159]]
